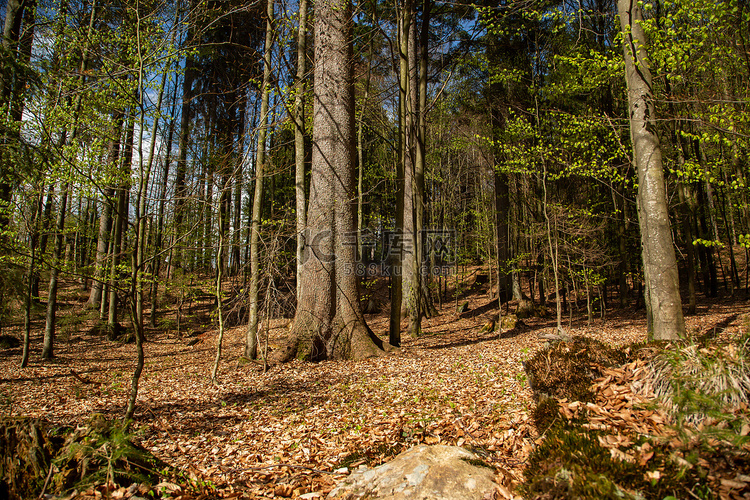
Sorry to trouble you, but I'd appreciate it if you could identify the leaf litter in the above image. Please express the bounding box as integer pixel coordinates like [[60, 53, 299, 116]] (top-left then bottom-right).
[[2, 289, 749, 499]]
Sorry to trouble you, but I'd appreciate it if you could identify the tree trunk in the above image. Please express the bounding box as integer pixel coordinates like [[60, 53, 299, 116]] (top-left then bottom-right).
[[272, 0, 388, 362], [42, 2, 97, 358], [416, 0, 436, 319], [42, 180, 69, 360], [150, 86, 178, 326], [0, 0, 25, 224], [231, 93, 246, 275], [108, 115, 135, 335], [618, 0, 685, 340], [294, 0, 308, 298], [211, 233, 225, 384], [389, 2, 410, 348], [356, 38, 372, 263], [246, 0, 274, 360], [88, 113, 124, 307], [173, 0, 198, 271], [405, 0, 421, 337]]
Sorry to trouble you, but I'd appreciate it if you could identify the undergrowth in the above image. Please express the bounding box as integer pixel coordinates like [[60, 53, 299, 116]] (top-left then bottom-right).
[[524, 333, 750, 500]]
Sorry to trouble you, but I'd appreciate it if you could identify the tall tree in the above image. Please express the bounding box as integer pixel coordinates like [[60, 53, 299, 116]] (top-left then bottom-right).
[[43, 1, 98, 359], [273, 0, 389, 361], [294, 0, 309, 300], [172, 0, 198, 271], [246, 0, 274, 360], [0, 0, 35, 228], [618, 0, 685, 340]]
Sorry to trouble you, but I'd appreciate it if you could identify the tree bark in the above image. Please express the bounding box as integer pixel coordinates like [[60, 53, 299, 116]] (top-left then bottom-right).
[[43, 1, 97, 358], [42, 179, 69, 360], [150, 86, 178, 326], [173, 0, 198, 271], [618, 0, 685, 340], [0, 0, 31, 227], [88, 112, 124, 307], [273, 0, 388, 362], [108, 114, 135, 335], [294, 0, 308, 299], [246, 0, 274, 360], [401, 0, 417, 320]]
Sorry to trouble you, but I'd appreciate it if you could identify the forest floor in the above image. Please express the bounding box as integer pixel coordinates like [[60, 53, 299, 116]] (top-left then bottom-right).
[[1, 273, 750, 498]]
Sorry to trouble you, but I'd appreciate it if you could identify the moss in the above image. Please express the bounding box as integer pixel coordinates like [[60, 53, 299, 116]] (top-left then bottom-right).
[[525, 338, 750, 499], [532, 396, 561, 434], [524, 336, 626, 403], [52, 414, 170, 494], [523, 420, 726, 500], [0, 415, 170, 499], [524, 423, 638, 499]]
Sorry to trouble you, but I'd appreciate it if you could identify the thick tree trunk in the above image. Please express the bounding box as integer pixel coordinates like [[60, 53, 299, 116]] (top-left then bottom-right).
[[0, 0, 24, 223], [273, 0, 388, 362], [389, 3, 410, 348], [400, 0, 417, 320], [618, 0, 685, 340], [416, 0, 436, 320]]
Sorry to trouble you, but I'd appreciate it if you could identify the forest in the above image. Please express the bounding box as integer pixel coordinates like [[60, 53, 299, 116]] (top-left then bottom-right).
[[1, 0, 750, 498]]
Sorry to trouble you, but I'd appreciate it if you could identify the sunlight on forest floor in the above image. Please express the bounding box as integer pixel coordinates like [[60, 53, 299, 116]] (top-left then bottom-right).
[[1, 278, 749, 497]]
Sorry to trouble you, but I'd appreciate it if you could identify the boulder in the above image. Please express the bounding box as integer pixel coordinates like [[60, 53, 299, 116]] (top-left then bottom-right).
[[328, 445, 500, 500]]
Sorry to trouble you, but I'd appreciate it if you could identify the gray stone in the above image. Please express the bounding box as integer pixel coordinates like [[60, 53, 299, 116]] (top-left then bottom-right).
[[328, 445, 500, 500]]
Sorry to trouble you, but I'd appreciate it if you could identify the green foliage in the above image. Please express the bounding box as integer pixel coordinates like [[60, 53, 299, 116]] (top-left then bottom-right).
[[646, 337, 750, 445], [522, 420, 721, 500], [52, 414, 169, 494]]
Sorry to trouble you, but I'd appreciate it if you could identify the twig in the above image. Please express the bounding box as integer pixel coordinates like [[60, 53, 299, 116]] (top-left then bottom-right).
[[146, 407, 187, 454], [70, 369, 102, 386], [222, 463, 335, 475], [38, 462, 54, 499]]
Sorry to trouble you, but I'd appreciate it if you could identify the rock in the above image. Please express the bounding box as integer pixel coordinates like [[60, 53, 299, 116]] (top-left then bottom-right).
[[328, 445, 500, 500], [456, 301, 469, 313]]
